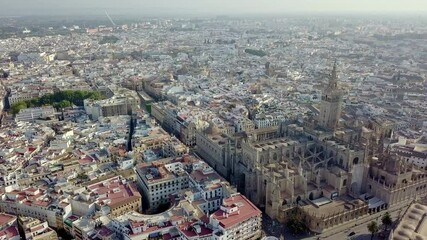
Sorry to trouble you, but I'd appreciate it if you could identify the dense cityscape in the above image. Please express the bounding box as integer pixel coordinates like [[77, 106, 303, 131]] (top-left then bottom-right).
[[0, 10, 426, 240]]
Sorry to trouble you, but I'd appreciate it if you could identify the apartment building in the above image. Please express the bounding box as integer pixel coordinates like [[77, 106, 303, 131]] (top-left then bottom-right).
[[0, 186, 71, 228], [0, 213, 20, 240], [85, 176, 142, 217], [136, 157, 190, 210], [18, 216, 58, 240], [210, 193, 262, 240], [84, 95, 137, 121], [136, 155, 231, 213], [15, 106, 56, 122]]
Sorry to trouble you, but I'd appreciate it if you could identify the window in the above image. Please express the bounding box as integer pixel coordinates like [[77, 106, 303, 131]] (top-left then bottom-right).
[[353, 157, 359, 165]]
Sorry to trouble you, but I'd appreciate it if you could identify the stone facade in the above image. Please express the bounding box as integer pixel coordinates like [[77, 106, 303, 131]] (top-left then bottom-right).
[[366, 152, 427, 209]]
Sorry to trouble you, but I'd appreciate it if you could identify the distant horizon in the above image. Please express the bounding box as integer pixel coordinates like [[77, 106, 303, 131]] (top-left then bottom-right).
[[2, 0, 427, 17], [2, 10, 427, 19]]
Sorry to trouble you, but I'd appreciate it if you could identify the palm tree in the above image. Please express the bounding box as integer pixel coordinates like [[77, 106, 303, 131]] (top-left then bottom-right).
[[367, 221, 379, 240], [382, 212, 393, 231]]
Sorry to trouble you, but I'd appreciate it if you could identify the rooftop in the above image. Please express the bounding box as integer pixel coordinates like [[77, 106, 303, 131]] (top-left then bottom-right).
[[0, 213, 16, 227], [301, 196, 366, 219], [86, 176, 141, 208], [211, 193, 261, 229]]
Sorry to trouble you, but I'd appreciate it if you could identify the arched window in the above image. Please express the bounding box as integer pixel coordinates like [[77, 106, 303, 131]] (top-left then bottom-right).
[[353, 157, 359, 165], [309, 192, 314, 200]]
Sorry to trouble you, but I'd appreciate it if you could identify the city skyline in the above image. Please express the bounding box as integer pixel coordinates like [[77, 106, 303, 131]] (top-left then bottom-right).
[[2, 0, 427, 16]]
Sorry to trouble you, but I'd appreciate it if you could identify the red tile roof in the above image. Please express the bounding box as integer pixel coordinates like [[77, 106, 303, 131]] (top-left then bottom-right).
[[0, 226, 19, 238], [0, 213, 16, 226], [87, 176, 141, 208], [178, 221, 212, 238], [97, 226, 114, 237], [211, 194, 261, 229]]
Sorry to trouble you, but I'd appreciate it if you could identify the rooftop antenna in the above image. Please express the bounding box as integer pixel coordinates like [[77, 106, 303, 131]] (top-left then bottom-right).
[[105, 11, 117, 26]]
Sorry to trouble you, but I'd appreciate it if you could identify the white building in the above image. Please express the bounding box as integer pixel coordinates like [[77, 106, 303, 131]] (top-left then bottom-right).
[[136, 155, 229, 212], [254, 114, 285, 129], [15, 106, 56, 122], [136, 158, 189, 210], [393, 144, 427, 169], [84, 96, 137, 121], [0, 186, 71, 228], [209, 193, 262, 240]]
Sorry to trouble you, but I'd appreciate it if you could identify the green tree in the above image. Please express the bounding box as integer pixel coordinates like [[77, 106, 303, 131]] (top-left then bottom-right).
[[58, 100, 72, 108], [287, 214, 307, 235], [11, 101, 27, 114], [76, 172, 89, 180], [367, 221, 379, 240], [9, 90, 104, 114], [27, 98, 39, 107], [381, 212, 393, 230]]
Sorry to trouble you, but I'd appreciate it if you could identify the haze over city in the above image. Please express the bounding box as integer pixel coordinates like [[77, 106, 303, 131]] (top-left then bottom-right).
[[2, 0, 427, 16]]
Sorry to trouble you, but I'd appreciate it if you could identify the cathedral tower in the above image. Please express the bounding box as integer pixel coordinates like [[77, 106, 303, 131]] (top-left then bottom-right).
[[318, 61, 344, 130]]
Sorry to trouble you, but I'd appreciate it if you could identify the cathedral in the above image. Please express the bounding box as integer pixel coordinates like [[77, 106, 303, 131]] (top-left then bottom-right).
[[195, 62, 427, 233]]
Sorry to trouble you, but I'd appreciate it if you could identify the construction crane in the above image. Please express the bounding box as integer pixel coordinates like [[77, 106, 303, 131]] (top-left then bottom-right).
[[105, 11, 117, 26]]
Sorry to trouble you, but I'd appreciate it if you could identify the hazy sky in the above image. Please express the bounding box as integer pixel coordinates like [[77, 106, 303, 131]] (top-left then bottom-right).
[[2, 0, 427, 16]]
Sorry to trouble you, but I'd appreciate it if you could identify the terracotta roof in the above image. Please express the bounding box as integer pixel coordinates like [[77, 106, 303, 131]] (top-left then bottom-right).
[[0, 213, 16, 226], [211, 194, 261, 229]]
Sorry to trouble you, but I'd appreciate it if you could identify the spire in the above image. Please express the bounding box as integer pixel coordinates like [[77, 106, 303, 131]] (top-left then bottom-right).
[[332, 60, 337, 79], [328, 60, 338, 89]]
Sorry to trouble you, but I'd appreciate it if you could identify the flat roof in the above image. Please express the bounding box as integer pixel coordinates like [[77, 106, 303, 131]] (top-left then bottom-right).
[[302, 197, 366, 218], [311, 197, 332, 207]]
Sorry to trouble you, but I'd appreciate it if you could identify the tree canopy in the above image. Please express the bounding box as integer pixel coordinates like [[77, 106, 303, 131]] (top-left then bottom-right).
[[367, 221, 379, 240], [382, 212, 393, 230], [10, 90, 104, 114], [287, 213, 307, 235]]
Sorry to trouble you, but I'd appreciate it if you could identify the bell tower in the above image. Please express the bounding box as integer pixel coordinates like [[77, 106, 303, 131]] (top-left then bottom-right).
[[318, 61, 344, 130]]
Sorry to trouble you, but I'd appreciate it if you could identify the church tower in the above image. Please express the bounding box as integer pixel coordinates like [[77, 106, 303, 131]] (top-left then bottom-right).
[[318, 61, 344, 130]]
